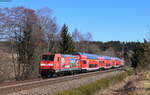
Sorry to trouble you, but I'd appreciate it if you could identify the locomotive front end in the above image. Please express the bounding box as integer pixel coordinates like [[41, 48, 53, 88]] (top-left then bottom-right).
[[40, 54, 55, 77]]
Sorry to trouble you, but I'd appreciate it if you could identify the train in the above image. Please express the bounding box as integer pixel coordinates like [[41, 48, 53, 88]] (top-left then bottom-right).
[[39, 52, 124, 78]]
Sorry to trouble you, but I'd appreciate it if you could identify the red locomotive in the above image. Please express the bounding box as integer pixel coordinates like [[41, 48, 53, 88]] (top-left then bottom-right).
[[39, 52, 124, 78]]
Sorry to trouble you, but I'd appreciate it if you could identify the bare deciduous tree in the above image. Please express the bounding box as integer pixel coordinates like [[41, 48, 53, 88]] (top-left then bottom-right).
[[37, 8, 59, 53], [0, 7, 42, 80]]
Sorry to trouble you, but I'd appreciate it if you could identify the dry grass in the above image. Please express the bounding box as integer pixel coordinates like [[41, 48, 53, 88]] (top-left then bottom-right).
[[49, 70, 134, 95], [0, 42, 16, 82], [97, 71, 150, 95], [0, 63, 15, 82], [129, 71, 150, 95]]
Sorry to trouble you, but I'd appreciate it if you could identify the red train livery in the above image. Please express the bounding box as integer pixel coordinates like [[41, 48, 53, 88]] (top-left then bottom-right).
[[39, 52, 124, 77]]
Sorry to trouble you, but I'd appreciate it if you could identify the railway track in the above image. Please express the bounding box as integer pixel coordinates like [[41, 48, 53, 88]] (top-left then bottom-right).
[[0, 68, 124, 95]]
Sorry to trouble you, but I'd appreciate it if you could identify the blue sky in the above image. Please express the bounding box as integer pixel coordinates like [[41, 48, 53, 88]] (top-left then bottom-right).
[[0, 0, 150, 42]]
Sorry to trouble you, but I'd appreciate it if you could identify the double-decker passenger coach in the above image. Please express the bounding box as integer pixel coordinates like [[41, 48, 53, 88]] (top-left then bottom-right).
[[39, 52, 124, 78]]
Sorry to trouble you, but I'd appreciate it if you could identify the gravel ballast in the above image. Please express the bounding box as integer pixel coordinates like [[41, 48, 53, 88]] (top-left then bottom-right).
[[9, 71, 122, 95]]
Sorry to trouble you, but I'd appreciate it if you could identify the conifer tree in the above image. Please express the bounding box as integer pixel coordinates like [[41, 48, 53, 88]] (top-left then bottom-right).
[[60, 24, 75, 54], [130, 42, 145, 72], [143, 40, 150, 69]]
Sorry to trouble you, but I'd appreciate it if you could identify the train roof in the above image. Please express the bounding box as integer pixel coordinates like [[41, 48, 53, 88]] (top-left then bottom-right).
[[73, 52, 100, 59], [62, 54, 78, 58], [73, 52, 120, 60], [42, 52, 123, 61], [111, 57, 122, 61], [101, 56, 111, 60]]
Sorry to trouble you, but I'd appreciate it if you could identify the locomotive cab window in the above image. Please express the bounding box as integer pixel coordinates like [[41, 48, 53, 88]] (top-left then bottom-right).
[[42, 55, 55, 61]]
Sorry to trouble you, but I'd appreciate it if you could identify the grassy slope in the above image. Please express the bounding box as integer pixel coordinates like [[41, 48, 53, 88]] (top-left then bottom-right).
[[49, 69, 134, 95], [97, 70, 150, 95]]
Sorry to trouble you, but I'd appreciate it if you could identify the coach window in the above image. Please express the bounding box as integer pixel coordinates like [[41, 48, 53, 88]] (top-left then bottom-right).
[[57, 57, 60, 61], [83, 60, 87, 64], [99, 61, 103, 64]]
